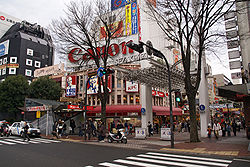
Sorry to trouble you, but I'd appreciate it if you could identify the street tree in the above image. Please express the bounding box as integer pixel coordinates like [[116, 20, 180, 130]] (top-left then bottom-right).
[[145, 0, 235, 142], [29, 76, 62, 100], [51, 0, 125, 126], [0, 75, 29, 119]]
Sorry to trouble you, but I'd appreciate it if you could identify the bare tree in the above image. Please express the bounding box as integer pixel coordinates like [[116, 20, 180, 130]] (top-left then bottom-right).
[[146, 0, 235, 142], [51, 0, 125, 127]]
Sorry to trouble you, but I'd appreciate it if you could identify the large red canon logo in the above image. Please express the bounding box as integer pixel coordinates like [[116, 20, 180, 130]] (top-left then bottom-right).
[[68, 40, 134, 63], [0, 16, 5, 21]]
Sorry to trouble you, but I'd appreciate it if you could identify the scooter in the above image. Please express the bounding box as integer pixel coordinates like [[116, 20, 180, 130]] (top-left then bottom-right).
[[108, 129, 127, 144]]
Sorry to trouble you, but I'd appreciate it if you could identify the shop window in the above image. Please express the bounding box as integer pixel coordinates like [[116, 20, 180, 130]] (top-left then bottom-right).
[[97, 97, 100, 105], [117, 79, 121, 88], [9, 68, 16, 74], [88, 96, 91, 105], [160, 97, 163, 106], [123, 95, 127, 104], [117, 95, 121, 104], [3, 57, 7, 64], [136, 95, 140, 104], [27, 48, 33, 56], [130, 95, 134, 104], [26, 59, 32, 66], [2, 68, 6, 75], [93, 96, 96, 105], [111, 95, 115, 104], [10, 57, 17, 63], [34, 61, 41, 68], [25, 69, 32, 76]]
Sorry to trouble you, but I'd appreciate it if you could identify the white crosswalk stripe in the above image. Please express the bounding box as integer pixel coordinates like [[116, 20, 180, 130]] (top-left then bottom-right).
[[95, 152, 232, 167], [0, 138, 61, 146]]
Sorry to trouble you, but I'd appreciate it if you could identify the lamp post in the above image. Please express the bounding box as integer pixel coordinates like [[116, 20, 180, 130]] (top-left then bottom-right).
[[126, 41, 174, 148]]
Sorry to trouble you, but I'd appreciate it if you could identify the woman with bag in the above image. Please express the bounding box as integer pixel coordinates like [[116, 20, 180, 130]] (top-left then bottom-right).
[[213, 121, 221, 140]]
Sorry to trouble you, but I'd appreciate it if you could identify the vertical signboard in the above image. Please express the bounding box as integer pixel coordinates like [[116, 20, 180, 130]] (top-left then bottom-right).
[[131, 1, 138, 34], [125, 3, 132, 35], [0, 40, 9, 57], [111, 0, 126, 11], [66, 75, 77, 97]]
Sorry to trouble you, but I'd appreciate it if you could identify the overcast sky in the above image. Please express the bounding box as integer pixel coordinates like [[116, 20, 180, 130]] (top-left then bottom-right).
[[1, 0, 232, 79]]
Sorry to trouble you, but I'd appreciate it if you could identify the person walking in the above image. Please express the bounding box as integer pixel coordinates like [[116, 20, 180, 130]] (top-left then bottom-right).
[[86, 121, 92, 140], [98, 122, 105, 142], [232, 120, 237, 136], [70, 119, 76, 134], [221, 121, 226, 137], [147, 121, 153, 137], [22, 122, 30, 142], [57, 120, 63, 138], [226, 122, 231, 137], [52, 121, 59, 139], [207, 125, 212, 139], [213, 121, 221, 140], [124, 121, 129, 136]]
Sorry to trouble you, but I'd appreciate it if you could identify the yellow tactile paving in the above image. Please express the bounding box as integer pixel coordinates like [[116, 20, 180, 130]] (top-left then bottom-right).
[[160, 147, 239, 156]]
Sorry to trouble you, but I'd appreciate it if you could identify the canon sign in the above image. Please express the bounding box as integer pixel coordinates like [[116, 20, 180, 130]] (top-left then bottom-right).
[[68, 40, 134, 63]]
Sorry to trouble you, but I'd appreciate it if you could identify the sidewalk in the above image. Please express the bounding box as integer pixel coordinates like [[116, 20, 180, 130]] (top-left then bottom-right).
[[42, 130, 250, 158]]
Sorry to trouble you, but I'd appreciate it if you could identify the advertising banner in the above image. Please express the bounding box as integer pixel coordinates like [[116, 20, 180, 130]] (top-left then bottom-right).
[[131, 1, 138, 34], [34, 63, 64, 77], [125, 3, 132, 36], [100, 21, 124, 40], [125, 81, 139, 92], [67, 105, 94, 110], [87, 75, 112, 95], [161, 128, 171, 140], [0, 40, 9, 57], [66, 75, 77, 97], [111, 0, 126, 11]]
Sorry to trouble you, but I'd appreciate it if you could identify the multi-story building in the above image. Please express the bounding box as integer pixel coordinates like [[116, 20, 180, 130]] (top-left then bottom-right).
[[0, 11, 21, 38], [0, 21, 54, 82]]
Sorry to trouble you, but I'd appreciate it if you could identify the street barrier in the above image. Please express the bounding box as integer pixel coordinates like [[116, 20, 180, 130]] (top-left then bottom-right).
[[160, 128, 171, 140], [135, 128, 146, 139]]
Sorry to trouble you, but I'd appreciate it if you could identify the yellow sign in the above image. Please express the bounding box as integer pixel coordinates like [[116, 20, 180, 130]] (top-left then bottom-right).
[[36, 111, 41, 118], [125, 4, 132, 36]]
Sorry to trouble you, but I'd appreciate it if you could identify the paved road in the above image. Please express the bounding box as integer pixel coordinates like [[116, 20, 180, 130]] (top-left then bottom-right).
[[0, 136, 249, 167]]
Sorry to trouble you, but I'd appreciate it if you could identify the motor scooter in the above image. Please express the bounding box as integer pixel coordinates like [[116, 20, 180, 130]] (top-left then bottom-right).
[[108, 129, 127, 144]]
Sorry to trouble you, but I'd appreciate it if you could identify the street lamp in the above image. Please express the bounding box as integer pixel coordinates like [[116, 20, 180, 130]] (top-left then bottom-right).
[[126, 41, 174, 148]]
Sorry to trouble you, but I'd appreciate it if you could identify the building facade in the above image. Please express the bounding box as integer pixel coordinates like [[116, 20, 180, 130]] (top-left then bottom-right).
[[0, 11, 21, 38], [0, 21, 54, 82]]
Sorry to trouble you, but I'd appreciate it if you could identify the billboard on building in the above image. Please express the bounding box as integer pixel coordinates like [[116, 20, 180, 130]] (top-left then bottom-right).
[[125, 3, 132, 35], [131, 1, 138, 34], [111, 0, 126, 11], [87, 75, 111, 95], [66, 75, 77, 97], [100, 21, 124, 40], [125, 81, 139, 92], [34, 63, 65, 77], [0, 40, 9, 57]]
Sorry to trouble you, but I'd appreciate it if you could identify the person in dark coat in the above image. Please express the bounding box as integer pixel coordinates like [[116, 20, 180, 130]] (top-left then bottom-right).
[[22, 122, 30, 142], [147, 121, 153, 137], [70, 119, 76, 134], [232, 120, 237, 136], [98, 122, 106, 142]]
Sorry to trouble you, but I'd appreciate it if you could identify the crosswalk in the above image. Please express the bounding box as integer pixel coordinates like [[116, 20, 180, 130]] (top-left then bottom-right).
[[0, 138, 61, 146], [88, 152, 232, 167]]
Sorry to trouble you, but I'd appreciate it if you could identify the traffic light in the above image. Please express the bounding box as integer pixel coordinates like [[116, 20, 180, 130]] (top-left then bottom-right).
[[98, 68, 115, 77], [175, 91, 181, 102], [126, 41, 144, 53]]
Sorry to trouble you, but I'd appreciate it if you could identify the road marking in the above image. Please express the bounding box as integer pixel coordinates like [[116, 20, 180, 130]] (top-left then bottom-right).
[[137, 154, 228, 167], [114, 159, 166, 167], [33, 138, 61, 143], [146, 152, 232, 163], [15, 139, 40, 144], [99, 162, 128, 167], [0, 140, 16, 145], [233, 159, 250, 162], [4, 139, 28, 144], [127, 156, 208, 167], [30, 139, 52, 143]]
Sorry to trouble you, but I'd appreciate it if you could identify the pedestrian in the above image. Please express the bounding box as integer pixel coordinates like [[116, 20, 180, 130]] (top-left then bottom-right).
[[57, 120, 63, 138], [124, 121, 129, 135], [147, 121, 153, 137], [116, 121, 124, 130], [78, 122, 83, 137], [187, 121, 190, 133], [62, 121, 68, 138], [213, 121, 221, 140], [22, 122, 30, 142], [226, 123, 231, 137], [155, 123, 159, 134], [129, 122, 133, 135], [98, 122, 105, 142], [52, 121, 59, 139], [111, 121, 115, 133], [86, 121, 92, 140], [91, 121, 96, 137], [207, 125, 212, 139], [70, 119, 76, 134], [221, 121, 226, 137], [232, 120, 237, 136]]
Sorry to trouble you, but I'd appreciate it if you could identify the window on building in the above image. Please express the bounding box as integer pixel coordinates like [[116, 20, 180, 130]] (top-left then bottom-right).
[[123, 80, 126, 88], [0, 59, 2, 65], [117, 79, 121, 88], [88, 97, 91, 105], [2, 68, 6, 75], [112, 75, 115, 89], [159, 97, 163, 106], [130, 95, 134, 104], [26, 59, 32, 66], [9, 68, 16, 74], [25, 69, 32, 76], [10, 57, 17, 63], [111, 95, 115, 104], [3, 57, 7, 64], [27, 48, 33, 56], [123, 95, 127, 104], [136, 95, 140, 104], [117, 95, 121, 104], [34, 61, 41, 68], [97, 97, 100, 105], [93, 96, 96, 105]]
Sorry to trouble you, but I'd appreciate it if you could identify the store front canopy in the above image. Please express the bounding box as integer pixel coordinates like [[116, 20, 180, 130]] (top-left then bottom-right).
[[114, 59, 196, 91], [88, 105, 182, 116]]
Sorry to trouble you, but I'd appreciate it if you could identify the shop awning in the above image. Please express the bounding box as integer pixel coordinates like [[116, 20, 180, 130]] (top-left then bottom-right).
[[87, 105, 182, 116]]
